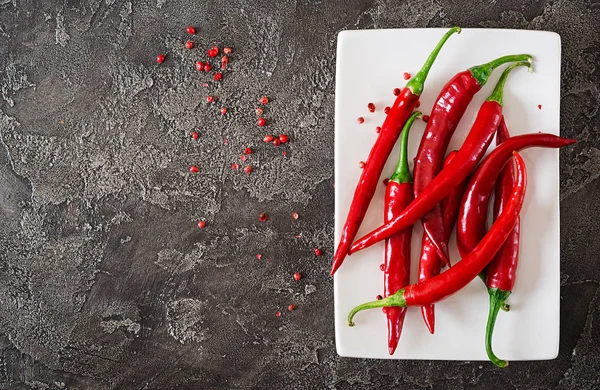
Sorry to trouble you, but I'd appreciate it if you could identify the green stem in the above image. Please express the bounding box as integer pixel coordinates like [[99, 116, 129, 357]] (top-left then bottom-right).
[[469, 54, 533, 87], [485, 288, 512, 368], [486, 61, 531, 106], [348, 289, 407, 326], [389, 111, 422, 184], [406, 27, 461, 96], [478, 272, 486, 283]]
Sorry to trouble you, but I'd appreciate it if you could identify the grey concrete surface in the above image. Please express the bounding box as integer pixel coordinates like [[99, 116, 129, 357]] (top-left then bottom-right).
[[0, 0, 598, 389]]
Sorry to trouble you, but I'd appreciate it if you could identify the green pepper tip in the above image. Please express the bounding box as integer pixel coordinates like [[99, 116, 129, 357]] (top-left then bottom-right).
[[486, 61, 531, 106], [389, 111, 421, 184], [407, 27, 461, 95]]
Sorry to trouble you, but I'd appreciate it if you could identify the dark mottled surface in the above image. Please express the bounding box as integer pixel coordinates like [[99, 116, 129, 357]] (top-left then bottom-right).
[[0, 0, 598, 389]]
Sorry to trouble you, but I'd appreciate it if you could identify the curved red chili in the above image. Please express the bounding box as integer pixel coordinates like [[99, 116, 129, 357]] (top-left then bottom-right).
[[348, 151, 528, 325], [349, 61, 532, 255], [413, 54, 532, 266], [484, 117, 520, 368], [330, 27, 462, 276], [418, 151, 467, 334], [383, 112, 420, 355], [456, 133, 577, 258]]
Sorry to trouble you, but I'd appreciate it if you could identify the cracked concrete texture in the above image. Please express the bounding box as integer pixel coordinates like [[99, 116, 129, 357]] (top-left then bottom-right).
[[0, 0, 598, 389]]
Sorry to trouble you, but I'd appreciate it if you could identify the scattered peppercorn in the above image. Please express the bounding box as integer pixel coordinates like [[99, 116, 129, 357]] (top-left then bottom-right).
[[244, 147, 252, 155], [384, 106, 391, 114], [379, 263, 385, 271], [255, 253, 262, 260], [263, 135, 274, 143], [185, 41, 194, 49], [189, 165, 199, 173], [244, 166, 252, 174], [382, 178, 389, 186], [187, 26, 196, 35], [214, 72, 223, 81], [292, 212, 299, 220], [257, 118, 266, 127], [204, 62, 212, 72], [221, 56, 229, 70], [223, 47, 232, 54], [288, 304, 297, 311], [357, 117, 364, 124], [207, 96, 215, 103], [231, 163, 239, 170], [259, 213, 268, 222], [195, 61, 204, 71], [272, 138, 281, 146], [376, 295, 383, 300], [220, 107, 227, 115], [156, 54, 165, 64], [375, 126, 381, 133], [259, 96, 269, 104], [190, 131, 199, 139], [208, 48, 218, 58], [240, 155, 247, 162], [275, 311, 281, 317], [197, 221, 206, 229], [314, 248, 323, 256], [403, 72, 411, 80], [279, 134, 289, 143], [359, 161, 366, 169], [293, 272, 301, 281], [538, 104, 542, 110], [367, 102, 375, 112], [423, 115, 430, 123], [255, 107, 264, 116], [393, 88, 401, 96]]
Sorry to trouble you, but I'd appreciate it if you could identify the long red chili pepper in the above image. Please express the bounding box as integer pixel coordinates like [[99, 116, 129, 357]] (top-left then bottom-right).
[[331, 27, 461, 276], [348, 151, 528, 326], [349, 60, 532, 255], [383, 112, 420, 355], [413, 54, 533, 266], [484, 117, 520, 368], [456, 133, 577, 258], [418, 151, 467, 334]]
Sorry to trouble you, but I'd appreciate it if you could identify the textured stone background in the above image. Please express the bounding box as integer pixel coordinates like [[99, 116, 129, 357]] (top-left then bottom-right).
[[0, 0, 598, 389]]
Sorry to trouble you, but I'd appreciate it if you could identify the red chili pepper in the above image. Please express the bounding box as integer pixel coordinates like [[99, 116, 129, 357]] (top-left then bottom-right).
[[417, 150, 467, 334], [383, 112, 420, 354], [413, 55, 533, 266], [350, 61, 531, 254], [347, 151, 528, 326], [331, 27, 461, 275], [483, 117, 519, 368], [456, 132, 577, 258]]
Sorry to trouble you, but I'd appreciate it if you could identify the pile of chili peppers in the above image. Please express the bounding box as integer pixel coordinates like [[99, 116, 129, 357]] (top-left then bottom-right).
[[333, 27, 577, 366]]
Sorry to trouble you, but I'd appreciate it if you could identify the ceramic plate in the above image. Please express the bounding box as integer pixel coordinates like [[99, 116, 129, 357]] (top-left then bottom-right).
[[334, 28, 561, 360]]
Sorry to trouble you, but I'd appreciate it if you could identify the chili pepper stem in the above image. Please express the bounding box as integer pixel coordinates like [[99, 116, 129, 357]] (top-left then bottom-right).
[[485, 288, 512, 368], [487, 62, 531, 105], [389, 112, 422, 184], [348, 289, 406, 326], [469, 54, 533, 87], [406, 27, 461, 96]]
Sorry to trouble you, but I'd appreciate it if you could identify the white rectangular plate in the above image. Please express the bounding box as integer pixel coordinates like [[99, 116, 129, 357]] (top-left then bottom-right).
[[334, 28, 561, 360]]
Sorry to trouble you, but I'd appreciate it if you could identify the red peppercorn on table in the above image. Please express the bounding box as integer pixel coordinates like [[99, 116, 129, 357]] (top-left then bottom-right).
[[334, 28, 562, 360]]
